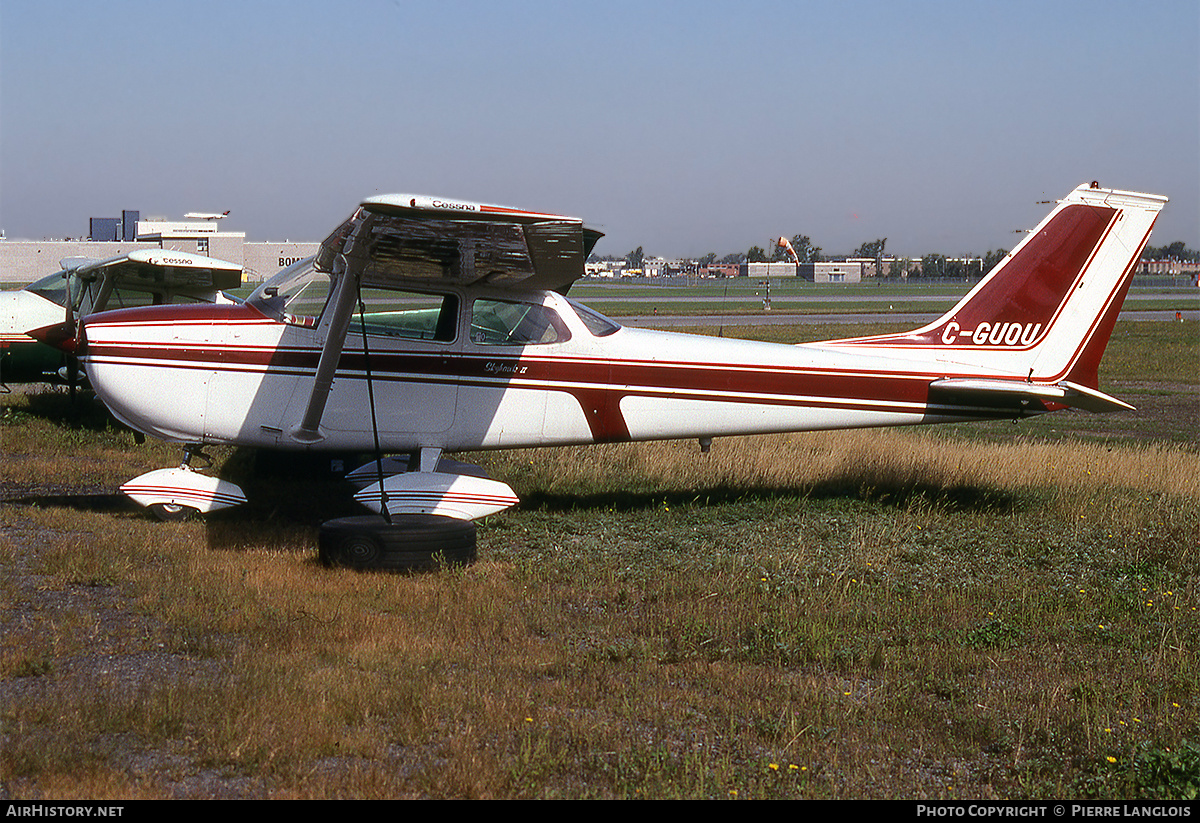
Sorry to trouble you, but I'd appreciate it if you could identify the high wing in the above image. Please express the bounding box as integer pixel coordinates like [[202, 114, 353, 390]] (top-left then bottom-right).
[[291, 195, 603, 442], [315, 194, 603, 293], [63, 249, 242, 305]]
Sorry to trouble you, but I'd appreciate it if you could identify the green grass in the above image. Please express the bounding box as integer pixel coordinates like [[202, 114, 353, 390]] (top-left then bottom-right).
[[567, 278, 1198, 318], [1, 319, 1197, 799], [4, 433, 1196, 798], [583, 299, 958, 317], [570, 279, 1198, 300]]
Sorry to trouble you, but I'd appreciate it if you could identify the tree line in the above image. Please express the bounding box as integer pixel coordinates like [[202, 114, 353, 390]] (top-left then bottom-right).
[[602, 236, 1011, 278], [1142, 241, 1199, 261], [594, 238, 1197, 277]]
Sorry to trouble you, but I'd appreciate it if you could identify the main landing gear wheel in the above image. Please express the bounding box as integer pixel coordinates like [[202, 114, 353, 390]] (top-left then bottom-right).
[[148, 502, 200, 522], [318, 515, 477, 572]]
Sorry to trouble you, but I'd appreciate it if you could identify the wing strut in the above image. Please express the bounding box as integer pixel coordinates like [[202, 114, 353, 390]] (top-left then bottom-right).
[[290, 216, 374, 443]]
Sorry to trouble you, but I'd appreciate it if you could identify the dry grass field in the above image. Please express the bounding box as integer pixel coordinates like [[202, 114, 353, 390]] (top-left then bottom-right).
[[1, 320, 1197, 799]]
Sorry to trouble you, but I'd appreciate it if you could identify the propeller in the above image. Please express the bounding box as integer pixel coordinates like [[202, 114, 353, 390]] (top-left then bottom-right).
[[28, 320, 79, 353], [28, 319, 81, 399]]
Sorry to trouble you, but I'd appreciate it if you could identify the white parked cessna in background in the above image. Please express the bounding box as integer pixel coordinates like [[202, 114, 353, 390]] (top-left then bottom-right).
[[2, 250, 242, 388], [74, 183, 1166, 569]]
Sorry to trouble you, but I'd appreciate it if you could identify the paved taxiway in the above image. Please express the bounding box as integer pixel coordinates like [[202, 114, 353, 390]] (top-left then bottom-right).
[[613, 309, 1199, 327], [586, 291, 1196, 306]]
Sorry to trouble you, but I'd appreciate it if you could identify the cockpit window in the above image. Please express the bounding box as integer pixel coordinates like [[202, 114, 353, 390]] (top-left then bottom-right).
[[352, 289, 458, 342], [470, 298, 569, 346], [566, 297, 621, 337]]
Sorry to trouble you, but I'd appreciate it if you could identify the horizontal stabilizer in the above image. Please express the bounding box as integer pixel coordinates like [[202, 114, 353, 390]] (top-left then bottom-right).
[[1055, 380, 1137, 413], [929, 378, 1134, 414]]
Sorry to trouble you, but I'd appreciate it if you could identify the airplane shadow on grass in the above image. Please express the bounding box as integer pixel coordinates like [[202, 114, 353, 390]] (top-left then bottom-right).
[[195, 473, 1026, 557], [190, 478, 1025, 556], [2, 492, 135, 513], [4, 433, 1025, 552], [3, 388, 115, 432], [517, 474, 1024, 517], [5, 475, 1023, 523]]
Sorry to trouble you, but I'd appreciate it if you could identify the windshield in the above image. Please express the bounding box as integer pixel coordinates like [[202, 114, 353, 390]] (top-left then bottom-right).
[[26, 272, 75, 307], [565, 297, 621, 337], [246, 256, 332, 325]]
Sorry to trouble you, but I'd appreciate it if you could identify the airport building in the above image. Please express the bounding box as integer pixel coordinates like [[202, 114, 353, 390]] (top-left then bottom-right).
[[797, 262, 863, 283], [0, 208, 319, 285], [742, 262, 799, 278], [691, 261, 864, 281]]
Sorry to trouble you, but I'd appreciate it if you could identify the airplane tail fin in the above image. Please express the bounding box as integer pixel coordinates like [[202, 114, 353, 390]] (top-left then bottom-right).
[[831, 183, 1167, 393]]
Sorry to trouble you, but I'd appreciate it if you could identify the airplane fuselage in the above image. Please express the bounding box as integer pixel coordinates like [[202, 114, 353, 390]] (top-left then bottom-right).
[[79, 288, 1044, 454], [71, 184, 1166, 523]]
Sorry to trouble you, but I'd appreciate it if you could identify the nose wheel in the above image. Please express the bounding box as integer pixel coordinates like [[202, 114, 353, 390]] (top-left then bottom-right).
[[120, 448, 247, 520]]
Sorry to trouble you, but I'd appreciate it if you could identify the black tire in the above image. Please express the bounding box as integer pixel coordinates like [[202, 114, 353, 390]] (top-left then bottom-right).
[[148, 502, 199, 522], [318, 514, 476, 571]]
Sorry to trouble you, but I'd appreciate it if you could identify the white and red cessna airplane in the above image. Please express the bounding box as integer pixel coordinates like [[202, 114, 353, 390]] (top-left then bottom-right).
[[76, 183, 1165, 566]]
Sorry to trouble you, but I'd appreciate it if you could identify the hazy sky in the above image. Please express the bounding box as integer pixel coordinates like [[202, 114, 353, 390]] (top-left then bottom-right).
[[2, 0, 1196, 259]]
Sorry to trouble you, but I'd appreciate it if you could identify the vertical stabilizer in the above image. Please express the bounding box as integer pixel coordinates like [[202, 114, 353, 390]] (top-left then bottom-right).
[[831, 183, 1167, 389]]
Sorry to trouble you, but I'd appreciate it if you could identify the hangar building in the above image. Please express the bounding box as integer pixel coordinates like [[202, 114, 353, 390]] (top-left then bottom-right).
[[1, 208, 318, 286]]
